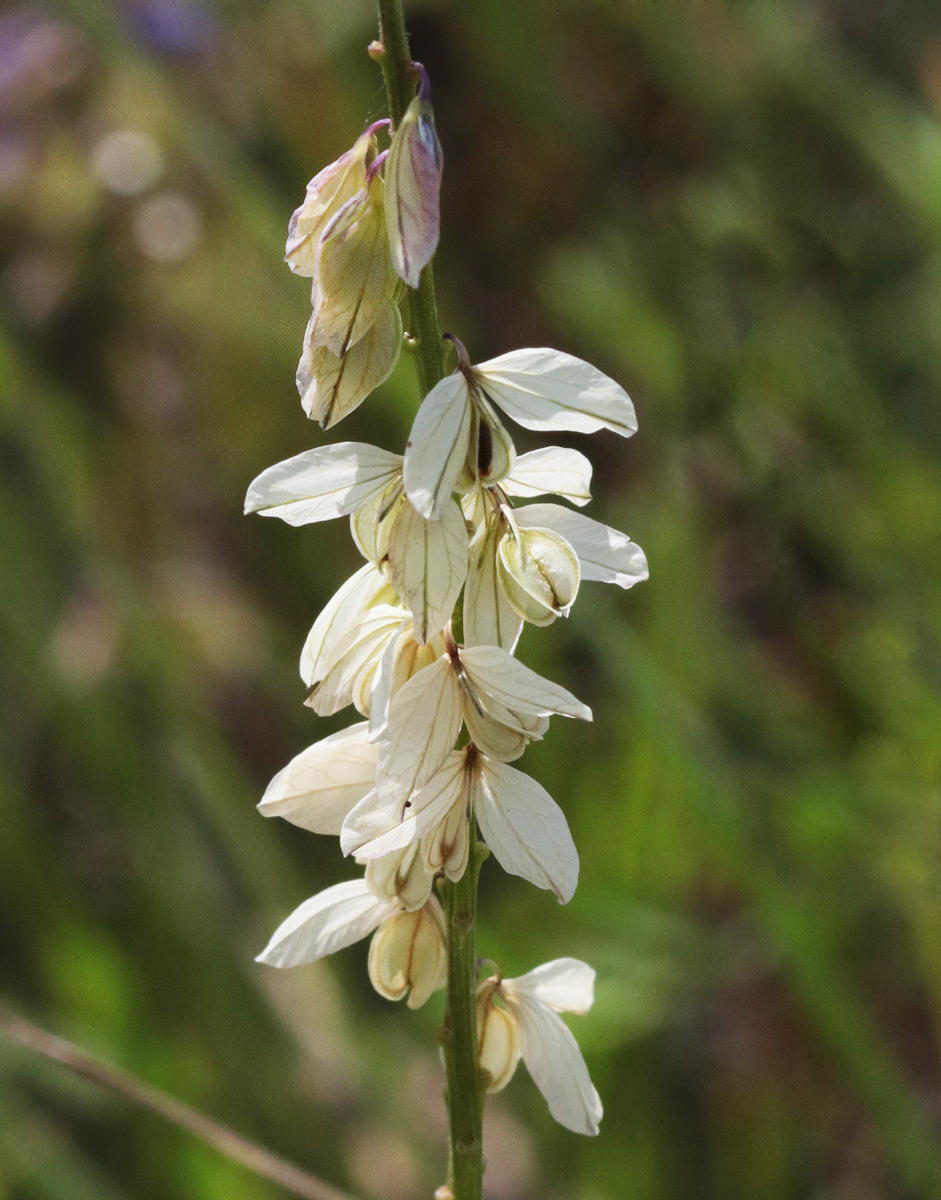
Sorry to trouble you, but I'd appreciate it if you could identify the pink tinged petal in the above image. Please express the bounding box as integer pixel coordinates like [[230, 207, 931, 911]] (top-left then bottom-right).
[[284, 131, 374, 276], [515, 503, 648, 589], [255, 879, 396, 968], [458, 644, 592, 721], [300, 562, 395, 687], [258, 722, 378, 834], [471, 758, 579, 903], [385, 90, 442, 288], [374, 656, 463, 807], [475, 348, 637, 438], [463, 515, 524, 654], [503, 446, 593, 507], [296, 303, 402, 429], [504, 957, 596, 1015], [503, 990, 603, 1136], [244, 442, 402, 526], [389, 497, 469, 644], [403, 373, 473, 519], [342, 751, 466, 860]]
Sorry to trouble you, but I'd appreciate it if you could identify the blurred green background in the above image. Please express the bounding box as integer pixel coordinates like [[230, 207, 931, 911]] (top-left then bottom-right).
[[3, 0, 941, 1197]]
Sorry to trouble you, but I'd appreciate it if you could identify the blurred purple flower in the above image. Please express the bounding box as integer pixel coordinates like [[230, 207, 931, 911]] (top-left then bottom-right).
[[123, 0, 216, 56]]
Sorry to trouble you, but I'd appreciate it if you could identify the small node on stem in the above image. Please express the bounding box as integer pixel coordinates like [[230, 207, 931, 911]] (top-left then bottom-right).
[[367, 39, 385, 60]]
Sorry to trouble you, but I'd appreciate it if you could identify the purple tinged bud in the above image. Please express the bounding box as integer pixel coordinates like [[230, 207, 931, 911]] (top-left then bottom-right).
[[384, 63, 442, 288]]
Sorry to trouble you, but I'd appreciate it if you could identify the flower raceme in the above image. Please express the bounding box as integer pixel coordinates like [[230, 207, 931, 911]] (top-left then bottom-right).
[[251, 60, 647, 1147]]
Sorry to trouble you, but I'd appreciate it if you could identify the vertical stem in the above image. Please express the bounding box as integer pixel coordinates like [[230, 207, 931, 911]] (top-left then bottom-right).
[[375, 4, 483, 1198]]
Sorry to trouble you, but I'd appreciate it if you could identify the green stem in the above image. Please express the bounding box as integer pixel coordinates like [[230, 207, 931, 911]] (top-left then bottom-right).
[[442, 844, 485, 1200], [375, 6, 482, 1196]]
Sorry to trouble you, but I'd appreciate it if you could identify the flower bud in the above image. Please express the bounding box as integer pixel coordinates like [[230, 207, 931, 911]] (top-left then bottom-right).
[[497, 526, 580, 626], [367, 897, 447, 1009], [476, 982, 521, 1092], [385, 65, 442, 288], [285, 128, 377, 276]]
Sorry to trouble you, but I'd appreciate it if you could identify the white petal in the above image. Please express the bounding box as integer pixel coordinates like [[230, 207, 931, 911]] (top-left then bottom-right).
[[245, 443, 402, 526], [388, 498, 469, 644], [385, 93, 442, 287], [504, 958, 595, 1014], [342, 751, 466, 859], [476, 348, 636, 438], [515, 504, 648, 589], [461, 690, 538, 763], [403, 373, 473, 519], [300, 563, 396, 687], [297, 303, 402, 429], [375, 657, 463, 806], [463, 519, 524, 653], [472, 759, 578, 902], [258, 722, 378, 834], [255, 879, 396, 968], [505, 991, 602, 1135], [503, 446, 593, 507], [459, 644, 592, 721], [306, 605, 406, 717]]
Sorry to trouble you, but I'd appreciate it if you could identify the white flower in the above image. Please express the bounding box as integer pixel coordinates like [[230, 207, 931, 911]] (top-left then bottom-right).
[[256, 877, 446, 1009], [245, 443, 468, 645], [341, 744, 579, 902], [477, 958, 602, 1135], [371, 637, 590, 811], [514, 503, 648, 589], [404, 342, 637, 520], [385, 65, 442, 288]]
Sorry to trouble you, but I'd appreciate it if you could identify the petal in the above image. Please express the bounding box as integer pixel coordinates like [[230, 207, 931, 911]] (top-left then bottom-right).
[[258, 722, 378, 834], [403, 373, 473, 519], [367, 898, 447, 1008], [284, 131, 374, 276], [388, 497, 469, 644], [300, 562, 396, 687], [503, 446, 593, 507], [245, 443, 402, 526], [306, 605, 406, 717], [297, 303, 402, 429], [459, 644, 592, 721], [463, 518, 524, 653], [496, 526, 580, 625], [505, 991, 603, 1136], [374, 656, 463, 806], [504, 958, 596, 1014], [310, 183, 399, 356], [255, 879, 396, 968], [515, 504, 648, 589], [342, 751, 466, 859], [476, 348, 636, 438], [471, 758, 578, 903], [385, 90, 442, 287]]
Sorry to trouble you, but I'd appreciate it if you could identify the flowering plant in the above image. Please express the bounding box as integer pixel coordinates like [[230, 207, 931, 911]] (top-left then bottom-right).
[[247, 4, 646, 1194]]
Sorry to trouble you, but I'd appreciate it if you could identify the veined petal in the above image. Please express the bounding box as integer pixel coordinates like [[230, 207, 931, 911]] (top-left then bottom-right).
[[389, 497, 469, 644], [461, 690, 539, 763], [497, 526, 580, 625], [472, 758, 578, 902], [515, 504, 648, 589], [368, 897, 447, 1008], [245, 443, 402, 526], [284, 130, 374, 276], [505, 958, 596, 1015], [297, 303, 402, 429], [463, 517, 524, 653], [256, 879, 396, 968], [476, 348, 636, 438], [403, 373, 473, 519], [300, 562, 396, 687], [504, 989, 603, 1136], [342, 751, 465, 860], [375, 656, 463, 806], [459, 644, 592, 722], [306, 605, 406, 717], [364, 843, 434, 911], [310, 183, 399, 356], [385, 81, 442, 288], [503, 446, 593, 507], [258, 722, 378, 834]]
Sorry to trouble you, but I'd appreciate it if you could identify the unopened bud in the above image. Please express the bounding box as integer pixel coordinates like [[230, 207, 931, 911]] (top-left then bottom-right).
[[385, 64, 442, 288], [497, 526, 580, 625], [476, 981, 520, 1092], [368, 897, 447, 1008]]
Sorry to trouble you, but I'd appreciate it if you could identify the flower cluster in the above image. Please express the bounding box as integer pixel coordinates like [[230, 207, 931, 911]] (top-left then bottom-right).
[[248, 69, 646, 1138]]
